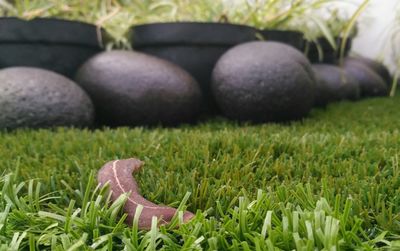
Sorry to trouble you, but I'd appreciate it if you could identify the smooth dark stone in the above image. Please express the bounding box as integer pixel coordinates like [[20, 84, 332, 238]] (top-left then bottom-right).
[[0, 67, 94, 129], [75, 50, 203, 126], [343, 60, 388, 97], [131, 22, 257, 112], [0, 17, 104, 78], [212, 41, 315, 122], [254, 41, 316, 83], [259, 29, 305, 50], [312, 64, 360, 107], [345, 56, 393, 87]]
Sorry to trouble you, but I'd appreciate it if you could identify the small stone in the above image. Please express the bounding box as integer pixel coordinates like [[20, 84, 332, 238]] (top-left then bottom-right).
[[0, 67, 94, 129], [343, 60, 388, 97], [75, 50, 203, 126], [345, 56, 392, 87], [312, 64, 360, 107], [212, 41, 315, 122]]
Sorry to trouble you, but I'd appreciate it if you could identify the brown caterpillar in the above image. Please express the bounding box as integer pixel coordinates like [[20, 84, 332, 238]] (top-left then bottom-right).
[[97, 158, 194, 229]]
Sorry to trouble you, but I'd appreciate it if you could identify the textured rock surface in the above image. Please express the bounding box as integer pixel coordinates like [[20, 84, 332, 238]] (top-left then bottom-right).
[[345, 57, 392, 87], [343, 60, 388, 98], [0, 67, 94, 129], [75, 50, 203, 126], [312, 64, 360, 107], [253, 41, 316, 82], [132, 22, 258, 114], [212, 41, 315, 122]]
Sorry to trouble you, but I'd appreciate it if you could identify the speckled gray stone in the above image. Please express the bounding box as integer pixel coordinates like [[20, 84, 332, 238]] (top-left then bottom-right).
[[75, 50, 203, 126], [251, 41, 316, 83], [343, 60, 388, 98], [312, 64, 360, 107], [211, 41, 315, 122], [0, 67, 94, 129], [345, 57, 392, 87]]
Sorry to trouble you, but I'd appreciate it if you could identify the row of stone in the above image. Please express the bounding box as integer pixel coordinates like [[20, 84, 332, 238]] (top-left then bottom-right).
[[213, 42, 389, 122], [0, 41, 390, 129]]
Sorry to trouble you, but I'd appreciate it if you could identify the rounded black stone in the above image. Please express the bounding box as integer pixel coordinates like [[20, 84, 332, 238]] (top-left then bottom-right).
[[0, 67, 94, 129], [75, 50, 203, 126], [131, 22, 258, 113], [211, 41, 315, 122], [255, 41, 316, 83], [312, 64, 360, 107], [343, 60, 388, 98], [345, 56, 393, 87]]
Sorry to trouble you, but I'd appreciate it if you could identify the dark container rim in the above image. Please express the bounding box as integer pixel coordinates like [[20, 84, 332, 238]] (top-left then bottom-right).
[[259, 29, 305, 50], [310, 36, 353, 51], [0, 17, 105, 48], [306, 36, 353, 64], [260, 29, 304, 37], [131, 21, 258, 47]]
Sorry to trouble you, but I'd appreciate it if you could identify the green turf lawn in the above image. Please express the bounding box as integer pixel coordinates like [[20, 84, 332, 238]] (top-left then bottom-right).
[[0, 96, 400, 250]]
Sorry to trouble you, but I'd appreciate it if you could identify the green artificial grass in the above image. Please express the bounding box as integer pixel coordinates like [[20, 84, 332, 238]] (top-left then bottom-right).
[[1, 96, 400, 250]]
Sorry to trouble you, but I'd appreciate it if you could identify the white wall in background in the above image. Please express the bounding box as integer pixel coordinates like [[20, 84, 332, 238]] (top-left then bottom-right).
[[342, 0, 398, 72]]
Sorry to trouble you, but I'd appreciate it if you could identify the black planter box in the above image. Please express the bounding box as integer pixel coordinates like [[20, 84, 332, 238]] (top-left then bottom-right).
[[0, 17, 104, 77], [131, 22, 258, 112], [259, 29, 305, 51], [307, 37, 352, 64]]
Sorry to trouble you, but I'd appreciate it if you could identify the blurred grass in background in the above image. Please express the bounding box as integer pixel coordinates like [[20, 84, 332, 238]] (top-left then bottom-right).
[[0, 0, 365, 48]]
